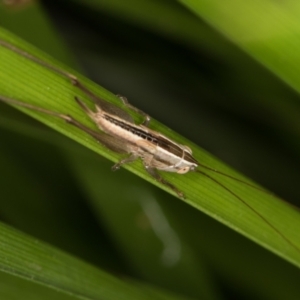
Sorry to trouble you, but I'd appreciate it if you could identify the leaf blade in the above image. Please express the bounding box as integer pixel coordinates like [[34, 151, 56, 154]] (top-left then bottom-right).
[[1, 27, 300, 270]]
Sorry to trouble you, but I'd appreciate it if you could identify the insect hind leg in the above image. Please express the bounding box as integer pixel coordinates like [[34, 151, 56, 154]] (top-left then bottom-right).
[[0, 95, 107, 143], [0, 39, 110, 109]]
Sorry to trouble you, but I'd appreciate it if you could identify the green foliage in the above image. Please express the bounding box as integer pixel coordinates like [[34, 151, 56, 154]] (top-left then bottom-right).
[[1, 1, 300, 299]]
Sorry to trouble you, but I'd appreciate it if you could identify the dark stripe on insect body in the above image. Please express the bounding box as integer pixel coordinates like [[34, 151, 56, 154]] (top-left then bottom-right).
[[104, 114, 198, 166], [104, 114, 159, 144]]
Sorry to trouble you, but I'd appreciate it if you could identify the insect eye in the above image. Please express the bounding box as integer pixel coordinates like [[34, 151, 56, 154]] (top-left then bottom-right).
[[177, 167, 190, 174], [190, 165, 196, 171]]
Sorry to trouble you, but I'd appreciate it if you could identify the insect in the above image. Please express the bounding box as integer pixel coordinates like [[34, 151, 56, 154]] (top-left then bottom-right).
[[0, 38, 299, 255]]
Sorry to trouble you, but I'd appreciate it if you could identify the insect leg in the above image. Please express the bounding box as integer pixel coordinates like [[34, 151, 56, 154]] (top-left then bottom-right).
[[116, 94, 151, 126], [0, 40, 138, 123], [0, 96, 70, 119], [0, 95, 124, 152], [111, 154, 139, 171], [145, 166, 184, 198]]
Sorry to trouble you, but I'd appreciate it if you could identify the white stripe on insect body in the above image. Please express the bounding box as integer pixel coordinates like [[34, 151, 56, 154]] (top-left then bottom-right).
[[91, 105, 198, 174]]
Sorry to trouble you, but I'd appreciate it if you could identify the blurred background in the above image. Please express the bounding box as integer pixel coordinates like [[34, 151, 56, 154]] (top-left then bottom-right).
[[1, 0, 300, 299]]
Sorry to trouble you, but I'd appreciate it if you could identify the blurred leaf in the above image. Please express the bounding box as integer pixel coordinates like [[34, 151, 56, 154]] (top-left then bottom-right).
[[178, 0, 300, 150], [0, 221, 191, 300], [0, 1, 77, 65], [179, 0, 300, 93]]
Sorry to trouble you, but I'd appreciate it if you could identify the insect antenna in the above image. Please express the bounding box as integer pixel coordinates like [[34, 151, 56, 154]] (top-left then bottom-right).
[[195, 169, 300, 254], [197, 162, 273, 194]]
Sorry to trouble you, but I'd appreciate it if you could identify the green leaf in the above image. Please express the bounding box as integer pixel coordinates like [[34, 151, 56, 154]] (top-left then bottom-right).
[[178, 1, 300, 150], [0, 1, 77, 66], [0, 221, 190, 300], [1, 25, 300, 276], [179, 0, 300, 93]]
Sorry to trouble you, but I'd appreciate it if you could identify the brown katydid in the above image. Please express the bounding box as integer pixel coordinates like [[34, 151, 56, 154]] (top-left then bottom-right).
[[0, 38, 300, 256]]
